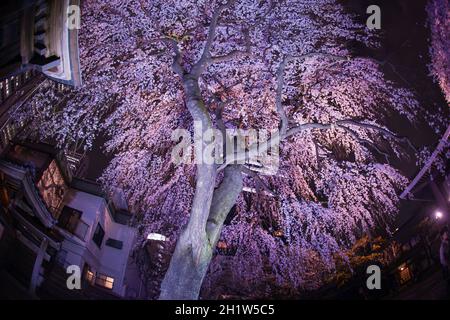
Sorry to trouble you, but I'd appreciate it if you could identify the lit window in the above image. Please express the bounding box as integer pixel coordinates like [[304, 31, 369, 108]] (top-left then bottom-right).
[[86, 270, 94, 284], [398, 263, 412, 284], [5, 80, 10, 97], [95, 273, 114, 290]]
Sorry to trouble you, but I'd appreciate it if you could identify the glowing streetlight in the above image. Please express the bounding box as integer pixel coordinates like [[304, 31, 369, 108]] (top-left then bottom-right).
[[146, 233, 167, 242], [435, 211, 443, 220]]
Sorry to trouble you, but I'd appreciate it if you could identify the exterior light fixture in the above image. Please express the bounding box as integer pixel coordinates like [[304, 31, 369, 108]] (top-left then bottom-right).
[[146, 233, 167, 242], [435, 211, 443, 220]]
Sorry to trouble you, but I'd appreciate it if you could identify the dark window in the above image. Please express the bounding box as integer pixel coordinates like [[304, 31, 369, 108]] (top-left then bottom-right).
[[58, 206, 82, 234], [106, 238, 123, 250], [92, 223, 105, 248]]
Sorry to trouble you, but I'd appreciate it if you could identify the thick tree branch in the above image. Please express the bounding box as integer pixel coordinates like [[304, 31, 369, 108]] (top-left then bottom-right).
[[336, 120, 417, 153], [206, 165, 243, 246], [218, 118, 414, 171], [277, 53, 349, 140], [162, 37, 185, 77], [241, 166, 276, 196], [192, 0, 237, 75]]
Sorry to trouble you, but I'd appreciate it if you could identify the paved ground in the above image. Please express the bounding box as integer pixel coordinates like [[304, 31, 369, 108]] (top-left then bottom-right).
[[389, 269, 449, 300], [0, 269, 36, 300]]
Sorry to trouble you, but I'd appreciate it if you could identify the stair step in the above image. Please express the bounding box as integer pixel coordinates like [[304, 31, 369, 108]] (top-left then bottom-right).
[[35, 4, 48, 18], [34, 17, 47, 31], [34, 32, 46, 42], [34, 43, 47, 56]]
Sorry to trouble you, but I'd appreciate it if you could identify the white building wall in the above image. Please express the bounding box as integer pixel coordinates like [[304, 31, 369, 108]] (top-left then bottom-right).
[[59, 189, 136, 296]]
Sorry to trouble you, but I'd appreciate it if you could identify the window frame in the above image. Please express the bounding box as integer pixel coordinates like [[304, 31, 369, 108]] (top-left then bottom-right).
[[92, 223, 105, 248], [95, 273, 114, 290], [57, 206, 83, 235], [105, 238, 123, 250]]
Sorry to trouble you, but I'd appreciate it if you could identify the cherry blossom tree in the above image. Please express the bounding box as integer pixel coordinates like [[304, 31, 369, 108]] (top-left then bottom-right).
[[427, 0, 450, 103], [12, 0, 445, 299]]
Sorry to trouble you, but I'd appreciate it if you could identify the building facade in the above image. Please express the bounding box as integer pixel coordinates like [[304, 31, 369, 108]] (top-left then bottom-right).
[[1, 0, 82, 87], [0, 142, 139, 299]]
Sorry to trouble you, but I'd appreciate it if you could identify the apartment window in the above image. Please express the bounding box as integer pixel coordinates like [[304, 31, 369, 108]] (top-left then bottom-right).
[[92, 223, 105, 248], [398, 263, 412, 285], [106, 238, 123, 250], [86, 270, 95, 283], [95, 273, 114, 290], [83, 265, 95, 284], [58, 206, 82, 234], [5, 79, 10, 97]]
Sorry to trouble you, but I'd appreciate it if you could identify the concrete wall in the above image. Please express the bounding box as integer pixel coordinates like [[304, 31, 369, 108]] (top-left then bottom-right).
[[59, 188, 136, 296]]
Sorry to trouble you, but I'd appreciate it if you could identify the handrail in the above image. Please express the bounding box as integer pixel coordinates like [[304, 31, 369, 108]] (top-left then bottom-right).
[[400, 124, 450, 199]]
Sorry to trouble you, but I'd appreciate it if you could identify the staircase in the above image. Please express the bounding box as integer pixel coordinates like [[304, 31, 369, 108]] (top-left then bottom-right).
[[29, 0, 61, 72], [33, 0, 49, 58], [37, 264, 120, 300], [4, 240, 35, 288], [37, 264, 85, 300]]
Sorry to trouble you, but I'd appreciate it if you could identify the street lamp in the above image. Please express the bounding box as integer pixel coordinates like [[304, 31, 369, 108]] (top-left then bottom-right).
[[147, 233, 167, 242], [435, 211, 443, 220]]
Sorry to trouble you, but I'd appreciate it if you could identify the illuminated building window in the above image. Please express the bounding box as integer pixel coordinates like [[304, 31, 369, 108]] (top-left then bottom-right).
[[398, 263, 412, 284], [95, 273, 114, 290], [5, 80, 10, 97], [86, 270, 95, 284]]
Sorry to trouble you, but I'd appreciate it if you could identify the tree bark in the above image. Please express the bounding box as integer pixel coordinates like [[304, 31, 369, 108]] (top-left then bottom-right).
[[159, 166, 243, 300]]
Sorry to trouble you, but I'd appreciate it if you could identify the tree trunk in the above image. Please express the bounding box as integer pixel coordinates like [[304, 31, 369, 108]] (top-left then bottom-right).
[[159, 166, 243, 300], [159, 226, 215, 299]]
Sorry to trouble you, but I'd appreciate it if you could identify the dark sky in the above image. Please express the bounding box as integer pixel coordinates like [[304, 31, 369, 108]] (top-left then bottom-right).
[[343, 0, 449, 229]]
